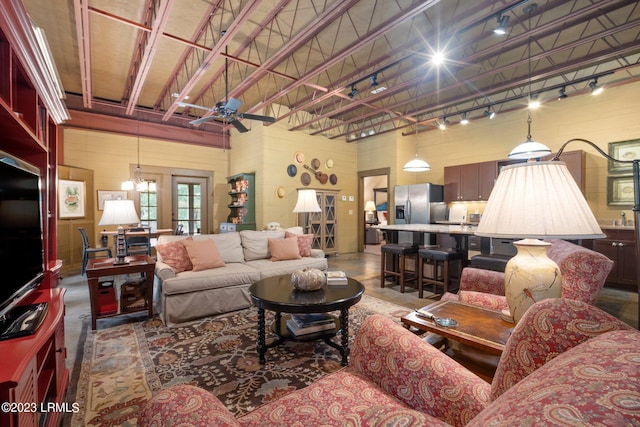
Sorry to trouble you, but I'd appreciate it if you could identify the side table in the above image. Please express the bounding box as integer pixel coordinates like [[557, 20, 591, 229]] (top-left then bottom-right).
[[86, 255, 155, 330]]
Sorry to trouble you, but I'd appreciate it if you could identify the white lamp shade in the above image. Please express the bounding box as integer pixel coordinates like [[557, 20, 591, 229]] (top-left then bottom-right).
[[508, 139, 552, 159], [476, 161, 605, 239], [293, 189, 321, 213], [403, 156, 431, 172], [364, 200, 376, 212], [99, 199, 140, 226]]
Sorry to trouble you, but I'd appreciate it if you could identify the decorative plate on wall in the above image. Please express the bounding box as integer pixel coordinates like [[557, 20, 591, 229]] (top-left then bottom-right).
[[276, 186, 286, 198], [329, 174, 338, 185], [311, 158, 320, 169]]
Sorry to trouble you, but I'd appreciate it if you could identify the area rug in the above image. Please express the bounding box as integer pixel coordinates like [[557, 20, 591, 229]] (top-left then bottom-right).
[[69, 294, 411, 427]]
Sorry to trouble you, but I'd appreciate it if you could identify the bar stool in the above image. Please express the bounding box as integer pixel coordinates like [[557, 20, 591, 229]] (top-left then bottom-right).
[[417, 247, 464, 297], [380, 244, 418, 293]]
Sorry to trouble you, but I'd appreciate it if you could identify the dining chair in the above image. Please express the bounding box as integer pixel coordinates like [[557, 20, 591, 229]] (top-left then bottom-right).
[[78, 227, 112, 275], [125, 227, 151, 256]]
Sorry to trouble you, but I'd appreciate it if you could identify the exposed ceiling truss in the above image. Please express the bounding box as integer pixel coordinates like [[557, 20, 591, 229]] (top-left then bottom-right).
[[23, 0, 640, 146]]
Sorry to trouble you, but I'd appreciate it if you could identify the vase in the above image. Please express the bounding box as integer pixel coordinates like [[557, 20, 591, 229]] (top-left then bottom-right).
[[504, 239, 562, 323]]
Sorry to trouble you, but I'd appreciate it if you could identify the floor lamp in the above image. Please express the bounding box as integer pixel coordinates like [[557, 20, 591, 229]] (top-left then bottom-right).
[[98, 199, 141, 265], [293, 189, 321, 234]]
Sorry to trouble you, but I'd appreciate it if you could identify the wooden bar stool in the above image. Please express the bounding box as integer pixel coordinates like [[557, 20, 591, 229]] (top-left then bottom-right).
[[380, 244, 418, 293], [417, 247, 463, 297]]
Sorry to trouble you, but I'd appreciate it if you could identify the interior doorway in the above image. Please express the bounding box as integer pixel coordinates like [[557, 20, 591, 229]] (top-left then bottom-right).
[[358, 168, 389, 253]]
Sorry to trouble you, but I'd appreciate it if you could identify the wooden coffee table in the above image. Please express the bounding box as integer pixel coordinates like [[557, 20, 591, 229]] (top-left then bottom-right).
[[249, 275, 364, 366], [401, 300, 513, 355]]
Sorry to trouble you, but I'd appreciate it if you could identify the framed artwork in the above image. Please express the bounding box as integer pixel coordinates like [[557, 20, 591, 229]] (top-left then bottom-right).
[[97, 190, 128, 210], [607, 175, 635, 206], [58, 179, 86, 218], [608, 139, 640, 173]]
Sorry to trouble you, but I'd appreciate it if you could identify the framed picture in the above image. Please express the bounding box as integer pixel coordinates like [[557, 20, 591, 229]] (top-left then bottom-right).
[[58, 179, 86, 218], [607, 175, 635, 206], [608, 139, 640, 173], [97, 190, 128, 210]]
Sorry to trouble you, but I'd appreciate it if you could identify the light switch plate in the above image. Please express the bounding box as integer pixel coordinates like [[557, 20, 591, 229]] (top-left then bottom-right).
[[348, 196, 354, 201], [341, 195, 347, 201]]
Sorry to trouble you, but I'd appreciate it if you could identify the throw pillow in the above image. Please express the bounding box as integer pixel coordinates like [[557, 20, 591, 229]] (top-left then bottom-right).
[[268, 237, 302, 261], [285, 231, 314, 257], [155, 237, 193, 273], [182, 238, 226, 271]]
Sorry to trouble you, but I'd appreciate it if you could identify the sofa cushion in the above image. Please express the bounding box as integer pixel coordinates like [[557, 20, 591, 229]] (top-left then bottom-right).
[[469, 330, 640, 426], [268, 237, 301, 261], [183, 238, 225, 271], [240, 230, 285, 261], [155, 237, 193, 272], [246, 256, 328, 279], [285, 231, 314, 257], [194, 233, 245, 263], [161, 263, 261, 295]]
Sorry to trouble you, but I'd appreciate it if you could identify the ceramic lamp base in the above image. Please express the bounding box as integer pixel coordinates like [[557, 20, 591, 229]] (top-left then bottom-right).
[[504, 239, 562, 323]]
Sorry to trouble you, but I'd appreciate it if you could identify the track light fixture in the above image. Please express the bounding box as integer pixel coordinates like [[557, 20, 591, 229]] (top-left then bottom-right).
[[438, 117, 449, 130], [589, 79, 603, 95], [460, 112, 469, 125], [348, 84, 358, 99], [484, 107, 496, 119], [493, 15, 510, 35], [558, 87, 567, 100], [528, 94, 540, 109], [369, 74, 378, 88]]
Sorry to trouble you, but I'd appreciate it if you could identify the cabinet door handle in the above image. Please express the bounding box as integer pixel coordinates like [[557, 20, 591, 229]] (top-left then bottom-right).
[[618, 242, 624, 247], [611, 242, 618, 247]]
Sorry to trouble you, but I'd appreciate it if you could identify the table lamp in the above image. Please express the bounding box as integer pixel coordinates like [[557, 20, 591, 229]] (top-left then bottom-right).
[[98, 199, 141, 265], [475, 160, 605, 323], [293, 189, 321, 234], [364, 200, 376, 222]]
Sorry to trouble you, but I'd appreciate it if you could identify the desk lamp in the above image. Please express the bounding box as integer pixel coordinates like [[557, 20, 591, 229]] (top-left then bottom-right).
[[98, 199, 140, 265], [475, 160, 604, 323], [364, 200, 376, 222], [293, 189, 321, 234]]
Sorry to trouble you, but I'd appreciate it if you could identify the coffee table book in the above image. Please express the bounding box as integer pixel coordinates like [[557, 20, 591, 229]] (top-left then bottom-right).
[[326, 270, 348, 285], [287, 314, 336, 337]]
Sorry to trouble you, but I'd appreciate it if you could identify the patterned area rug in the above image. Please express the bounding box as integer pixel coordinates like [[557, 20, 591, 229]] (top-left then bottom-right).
[[69, 294, 411, 426]]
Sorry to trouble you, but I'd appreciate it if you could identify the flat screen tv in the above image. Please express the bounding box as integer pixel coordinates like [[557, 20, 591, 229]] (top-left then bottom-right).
[[0, 151, 45, 335]]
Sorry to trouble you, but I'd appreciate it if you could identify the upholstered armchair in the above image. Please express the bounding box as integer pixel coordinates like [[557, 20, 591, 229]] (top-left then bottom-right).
[[441, 239, 614, 311], [140, 298, 637, 427]]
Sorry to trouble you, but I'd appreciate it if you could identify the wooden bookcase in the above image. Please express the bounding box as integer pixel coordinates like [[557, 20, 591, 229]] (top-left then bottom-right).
[[220, 172, 256, 232]]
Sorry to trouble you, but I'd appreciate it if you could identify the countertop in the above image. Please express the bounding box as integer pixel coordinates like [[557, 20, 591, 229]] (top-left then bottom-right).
[[374, 223, 477, 235]]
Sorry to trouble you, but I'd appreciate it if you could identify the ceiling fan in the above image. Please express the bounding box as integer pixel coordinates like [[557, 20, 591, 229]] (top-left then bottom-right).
[[178, 46, 275, 133]]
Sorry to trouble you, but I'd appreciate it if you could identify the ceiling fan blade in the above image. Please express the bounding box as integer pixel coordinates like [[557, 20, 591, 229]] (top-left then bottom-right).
[[229, 119, 249, 133], [239, 113, 275, 123], [178, 102, 214, 111], [189, 115, 217, 125], [225, 97, 242, 112]]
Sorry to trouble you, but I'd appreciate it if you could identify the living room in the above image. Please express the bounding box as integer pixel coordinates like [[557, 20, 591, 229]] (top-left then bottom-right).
[[1, 1, 639, 426]]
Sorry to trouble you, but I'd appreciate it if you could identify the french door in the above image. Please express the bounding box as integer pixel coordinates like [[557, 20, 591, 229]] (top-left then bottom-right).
[[172, 176, 208, 235]]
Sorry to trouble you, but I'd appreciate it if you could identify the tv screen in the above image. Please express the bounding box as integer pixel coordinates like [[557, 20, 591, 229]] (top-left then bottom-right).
[[0, 154, 44, 318]]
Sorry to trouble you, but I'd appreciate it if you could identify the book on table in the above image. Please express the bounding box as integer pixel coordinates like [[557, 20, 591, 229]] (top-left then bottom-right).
[[287, 313, 336, 336], [326, 270, 348, 285]]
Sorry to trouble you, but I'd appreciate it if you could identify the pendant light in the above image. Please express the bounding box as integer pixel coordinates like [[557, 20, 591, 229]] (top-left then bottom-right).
[[121, 119, 156, 191], [508, 3, 551, 160], [403, 77, 430, 172]]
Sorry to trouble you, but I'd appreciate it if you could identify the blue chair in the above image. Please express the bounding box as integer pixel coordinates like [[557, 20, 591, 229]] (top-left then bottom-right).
[[79, 227, 112, 275]]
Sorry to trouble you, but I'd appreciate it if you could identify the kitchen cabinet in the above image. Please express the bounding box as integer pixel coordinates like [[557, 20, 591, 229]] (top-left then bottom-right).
[[593, 228, 636, 291], [541, 150, 585, 192], [221, 173, 256, 232], [444, 161, 497, 202]]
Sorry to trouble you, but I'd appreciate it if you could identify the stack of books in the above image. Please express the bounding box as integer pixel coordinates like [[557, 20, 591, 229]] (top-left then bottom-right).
[[326, 270, 348, 286], [286, 313, 336, 337]]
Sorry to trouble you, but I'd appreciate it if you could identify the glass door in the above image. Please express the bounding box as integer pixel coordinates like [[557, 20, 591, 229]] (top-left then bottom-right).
[[172, 176, 208, 235]]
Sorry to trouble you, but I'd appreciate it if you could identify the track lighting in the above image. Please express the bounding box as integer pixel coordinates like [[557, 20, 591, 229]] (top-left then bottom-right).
[[369, 74, 378, 88], [438, 117, 449, 130], [460, 112, 469, 125], [558, 87, 567, 100], [528, 94, 540, 110], [589, 79, 603, 95], [484, 107, 496, 119], [348, 84, 358, 99], [493, 15, 510, 35]]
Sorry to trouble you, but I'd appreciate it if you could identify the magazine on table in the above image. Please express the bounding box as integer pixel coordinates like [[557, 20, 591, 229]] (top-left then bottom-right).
[[286, 318, 336, 336]]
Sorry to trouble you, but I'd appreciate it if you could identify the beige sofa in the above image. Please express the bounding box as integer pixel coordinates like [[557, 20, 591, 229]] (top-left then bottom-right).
[[153, 229, 328, 327]]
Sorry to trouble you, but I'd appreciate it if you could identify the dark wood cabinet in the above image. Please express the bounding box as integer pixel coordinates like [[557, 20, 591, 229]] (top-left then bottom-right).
[[593, 228, 637, 291], [444, 161, 497, 202]]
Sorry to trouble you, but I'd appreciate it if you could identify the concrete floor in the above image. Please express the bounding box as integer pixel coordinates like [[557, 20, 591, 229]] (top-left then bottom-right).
[[60, 249, 638, 387]]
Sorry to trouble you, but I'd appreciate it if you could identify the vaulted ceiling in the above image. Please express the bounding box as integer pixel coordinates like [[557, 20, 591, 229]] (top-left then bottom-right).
[[23, 0, 640, 147]]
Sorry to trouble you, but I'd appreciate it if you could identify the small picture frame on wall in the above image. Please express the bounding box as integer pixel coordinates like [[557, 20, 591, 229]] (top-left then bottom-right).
[[607, 175, 634, 206], [58, 179, 86, 218], [97, 190, 128, 210], [608, 139, 640, 173]]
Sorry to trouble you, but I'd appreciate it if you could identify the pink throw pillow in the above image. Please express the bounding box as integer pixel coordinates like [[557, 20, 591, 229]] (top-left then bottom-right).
[[155, 237, 193, 273], [285, 231, 314, 257], [182, 239, 226, 271], [269, 237, 302, 261]]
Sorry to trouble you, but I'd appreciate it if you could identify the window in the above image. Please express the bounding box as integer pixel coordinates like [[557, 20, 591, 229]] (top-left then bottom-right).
[[138, 181, 158, 230]]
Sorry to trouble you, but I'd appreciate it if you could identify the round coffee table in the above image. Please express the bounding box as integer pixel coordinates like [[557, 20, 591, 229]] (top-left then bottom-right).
[[249, 274, 364, 366]]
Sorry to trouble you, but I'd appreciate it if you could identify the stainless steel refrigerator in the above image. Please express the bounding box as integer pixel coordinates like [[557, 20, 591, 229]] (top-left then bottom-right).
[[394, 183, 445, 244]]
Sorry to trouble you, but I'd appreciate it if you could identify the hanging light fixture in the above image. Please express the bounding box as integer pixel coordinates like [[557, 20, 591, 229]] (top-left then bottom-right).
[[508, 3, 552, 160], [493, 14, 510, 35], [122, 119, 156, 191], [403, 78, 430, 172]]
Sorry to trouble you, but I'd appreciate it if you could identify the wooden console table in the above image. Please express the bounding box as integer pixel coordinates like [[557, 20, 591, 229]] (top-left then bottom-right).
[[86, 255, 155, 330]]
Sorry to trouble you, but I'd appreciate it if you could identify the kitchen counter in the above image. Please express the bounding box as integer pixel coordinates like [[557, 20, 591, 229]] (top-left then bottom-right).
[[374, 223, 477, 235]]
